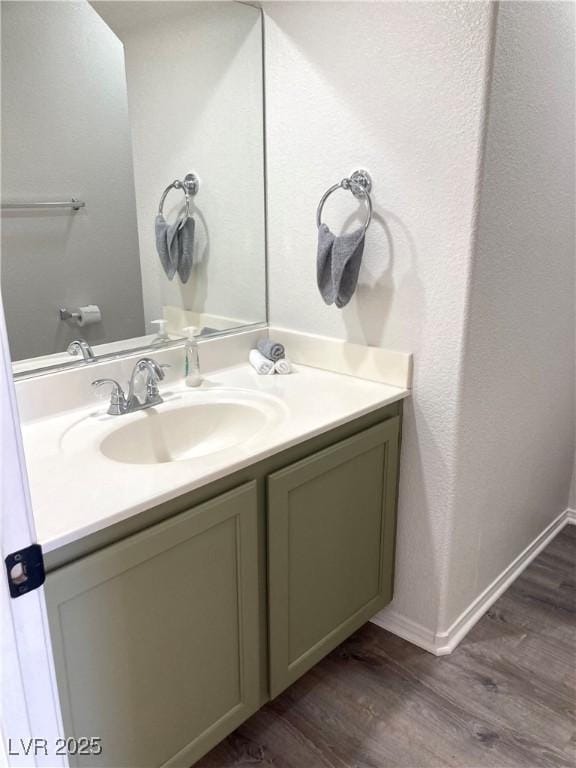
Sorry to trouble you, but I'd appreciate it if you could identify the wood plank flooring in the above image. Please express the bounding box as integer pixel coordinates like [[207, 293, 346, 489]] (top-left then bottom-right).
[[197, 525, 576, 768]]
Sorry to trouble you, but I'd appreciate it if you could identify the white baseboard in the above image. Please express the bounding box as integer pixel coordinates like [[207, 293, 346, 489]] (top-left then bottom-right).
[[372, 507, 574, 656], [371, 610, 442, 655]]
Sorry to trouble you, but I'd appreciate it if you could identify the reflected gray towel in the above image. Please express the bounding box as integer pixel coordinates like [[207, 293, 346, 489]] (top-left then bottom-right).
[[177, 217, 195, 283], [317, 223, 365, 308], [155, 213, 195, 283], [155, 213, 180, 281], [257, 337, 285, 361]]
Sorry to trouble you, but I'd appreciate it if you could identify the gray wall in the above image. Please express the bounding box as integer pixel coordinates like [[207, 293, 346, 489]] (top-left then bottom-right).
[[263, 0, 492, 633], [95, 1, 267, 332], [445, 0, 575, 627], [1, 1, 145, 361], [263, 0, 575, 640]]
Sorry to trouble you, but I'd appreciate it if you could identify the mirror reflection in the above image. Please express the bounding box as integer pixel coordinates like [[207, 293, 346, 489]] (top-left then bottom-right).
[[1, 0, 266, 375]]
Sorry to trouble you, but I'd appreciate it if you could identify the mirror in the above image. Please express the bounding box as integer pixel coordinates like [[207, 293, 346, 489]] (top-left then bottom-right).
[[1, 0, 266, 376]]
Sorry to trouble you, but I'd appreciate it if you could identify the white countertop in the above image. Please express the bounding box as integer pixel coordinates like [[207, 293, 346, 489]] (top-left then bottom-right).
[[22, 363, 408, 553]]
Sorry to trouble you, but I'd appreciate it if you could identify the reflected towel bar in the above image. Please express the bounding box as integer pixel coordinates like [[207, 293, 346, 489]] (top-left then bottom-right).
[[158, 173, 199, 218], [1, 198, 85, 211]]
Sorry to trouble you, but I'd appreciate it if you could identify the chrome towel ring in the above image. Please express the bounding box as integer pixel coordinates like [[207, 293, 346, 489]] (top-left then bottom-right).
[[316, 169, 373, 232], [158, 173, 199, 219]]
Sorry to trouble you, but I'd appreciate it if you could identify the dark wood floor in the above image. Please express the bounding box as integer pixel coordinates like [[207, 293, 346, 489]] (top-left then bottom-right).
[[198, 526, 576, 768]]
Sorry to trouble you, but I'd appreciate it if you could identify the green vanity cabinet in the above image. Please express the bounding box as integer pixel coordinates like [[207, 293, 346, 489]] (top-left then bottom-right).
[[44, 482, 261, 768], [43, 405, 402, 767], [267, 418, 400, 697]]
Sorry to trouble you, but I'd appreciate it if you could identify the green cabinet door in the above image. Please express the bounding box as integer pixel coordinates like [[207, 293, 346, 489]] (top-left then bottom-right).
[[45, 482, 261, 768], [267, 418, 400, 697]]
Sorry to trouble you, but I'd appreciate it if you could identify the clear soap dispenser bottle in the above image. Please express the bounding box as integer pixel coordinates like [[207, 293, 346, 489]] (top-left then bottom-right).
[[182, 326, 202, 387], [151, 318, 169, 346]]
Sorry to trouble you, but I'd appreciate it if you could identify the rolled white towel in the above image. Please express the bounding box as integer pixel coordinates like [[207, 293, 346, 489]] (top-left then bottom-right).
[[249, 348, 274, 375], [274, 357, 292, 375]]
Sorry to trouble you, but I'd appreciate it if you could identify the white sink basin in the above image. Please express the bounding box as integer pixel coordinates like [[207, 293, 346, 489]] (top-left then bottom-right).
[[61, 388, 286, 465]]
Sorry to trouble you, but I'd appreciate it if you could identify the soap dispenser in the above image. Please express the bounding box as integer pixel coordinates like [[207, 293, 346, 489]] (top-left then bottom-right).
[[151, 319, 169, 346], [182, 326, 202, 387]]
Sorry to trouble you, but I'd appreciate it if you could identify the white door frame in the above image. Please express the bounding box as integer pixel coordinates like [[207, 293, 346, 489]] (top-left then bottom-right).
[[0, 294, 66, 768]]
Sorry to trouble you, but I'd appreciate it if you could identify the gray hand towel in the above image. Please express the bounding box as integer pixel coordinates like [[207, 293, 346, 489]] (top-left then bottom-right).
[[177, 216, 195, 283], [155, 213, 181, 280], [317, 223, 365, 308], [257, 338, 285, 361]]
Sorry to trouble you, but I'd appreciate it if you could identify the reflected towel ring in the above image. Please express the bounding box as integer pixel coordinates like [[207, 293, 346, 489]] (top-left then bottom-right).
[[316, 169, 373, 233], [158, 173, 199, 220]]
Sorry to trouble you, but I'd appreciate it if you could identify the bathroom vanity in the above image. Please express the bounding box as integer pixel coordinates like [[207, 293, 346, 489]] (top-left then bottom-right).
[[3, 2, 410, 764], [18, 355, 407, 768]]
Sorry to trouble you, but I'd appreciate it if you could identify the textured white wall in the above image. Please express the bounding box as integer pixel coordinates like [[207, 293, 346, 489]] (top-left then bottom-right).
[[264, 1, 493, 630], [443, 0, 576, 629], [0, 0, 145, 360], [572, 217, 576, 513], [98, 1, 267, 333]]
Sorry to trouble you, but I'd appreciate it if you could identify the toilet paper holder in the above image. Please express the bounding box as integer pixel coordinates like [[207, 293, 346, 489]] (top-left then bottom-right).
[[59, 307, 81, 322], [59, 305, 102, 326]]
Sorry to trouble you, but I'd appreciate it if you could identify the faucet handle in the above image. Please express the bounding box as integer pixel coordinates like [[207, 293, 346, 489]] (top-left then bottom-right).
[[92, 378, 127, 415], [148, 364, 171, 393], [144, 362, 170, 403], [147, 367, 169, 398]]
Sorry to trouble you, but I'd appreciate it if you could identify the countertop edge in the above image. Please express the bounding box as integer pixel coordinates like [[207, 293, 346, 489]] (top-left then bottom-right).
[[40, 385, 409, 554]]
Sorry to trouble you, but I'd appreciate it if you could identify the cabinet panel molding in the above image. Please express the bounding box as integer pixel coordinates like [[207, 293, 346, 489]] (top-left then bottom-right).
[[45, 481, 261, 768], [267, 418, 400, 697]]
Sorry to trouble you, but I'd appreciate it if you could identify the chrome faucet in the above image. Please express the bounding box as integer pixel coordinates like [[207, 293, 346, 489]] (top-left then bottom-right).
[[92, 357, 167, 415], [67, 339, 96, 362]]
